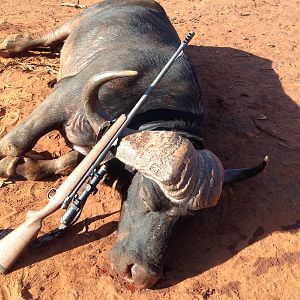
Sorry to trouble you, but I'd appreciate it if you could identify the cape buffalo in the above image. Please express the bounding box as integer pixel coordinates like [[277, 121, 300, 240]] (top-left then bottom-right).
[[0, 0, 267, 288]]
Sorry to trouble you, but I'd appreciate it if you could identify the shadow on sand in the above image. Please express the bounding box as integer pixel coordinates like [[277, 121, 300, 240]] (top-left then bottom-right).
[[155, 45, 300, 288], [0, 212, 118, 272]]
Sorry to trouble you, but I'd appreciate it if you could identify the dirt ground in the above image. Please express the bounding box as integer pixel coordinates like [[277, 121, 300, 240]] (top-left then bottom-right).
[[0, 0, 299, 299]]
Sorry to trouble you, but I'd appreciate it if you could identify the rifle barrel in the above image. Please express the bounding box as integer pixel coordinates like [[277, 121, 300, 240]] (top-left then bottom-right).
[[126, 31, 195, 124]]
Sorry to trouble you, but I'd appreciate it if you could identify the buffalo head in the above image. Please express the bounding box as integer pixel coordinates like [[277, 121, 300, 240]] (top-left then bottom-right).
[[111, 130, 223, 288], [84, 71, 268, 289]]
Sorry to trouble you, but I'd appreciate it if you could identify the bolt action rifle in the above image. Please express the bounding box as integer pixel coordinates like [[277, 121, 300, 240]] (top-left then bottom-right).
[[0, 32, 195, 273]]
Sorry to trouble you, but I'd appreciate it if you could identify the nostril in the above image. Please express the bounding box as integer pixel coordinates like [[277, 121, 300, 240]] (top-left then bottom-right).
[[125, 263, 144, 282], [126, 264, 134, 280], [119, 261, 162, 288], [125, 263, 160, 288]]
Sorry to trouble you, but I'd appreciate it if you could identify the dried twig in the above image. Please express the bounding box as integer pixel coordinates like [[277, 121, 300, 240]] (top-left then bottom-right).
[[17, 61, 35, 71], [2, 83, 11, 89], [1, 60, 59, 73], [45, 66, 58, 74], [252, 117, 289, 142], [0, 19, 8, 25], [61, 2, 87, 9], [0, 61, 15, 73], [22, 61, 59, 68], [0, 181, 13, 188], [0, 126, 6, 137]]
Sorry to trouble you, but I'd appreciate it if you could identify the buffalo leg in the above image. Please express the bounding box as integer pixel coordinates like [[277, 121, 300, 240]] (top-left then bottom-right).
[[0, 5, 90, 57], [0, 150, 82, 180], [0, 84, 68, 158], [0, 2, 105, 57], [0, 23, 73, 57]]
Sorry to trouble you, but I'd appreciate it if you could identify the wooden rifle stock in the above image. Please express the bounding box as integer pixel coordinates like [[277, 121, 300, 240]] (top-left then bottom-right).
[[0, 114, 126, 273]]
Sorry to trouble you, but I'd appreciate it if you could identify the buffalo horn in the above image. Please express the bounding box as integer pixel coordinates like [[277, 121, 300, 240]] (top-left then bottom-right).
[[82, 70, 138, 134], [224, 156, 269, 185], [115, 131, 224, 210]]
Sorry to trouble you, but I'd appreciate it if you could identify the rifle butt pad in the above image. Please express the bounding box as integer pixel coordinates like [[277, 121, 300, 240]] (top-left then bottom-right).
[[0, 217, 42, 273]]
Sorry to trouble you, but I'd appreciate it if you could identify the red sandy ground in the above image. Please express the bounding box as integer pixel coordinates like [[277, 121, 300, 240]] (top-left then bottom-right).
[[0, 0, 299, 299]]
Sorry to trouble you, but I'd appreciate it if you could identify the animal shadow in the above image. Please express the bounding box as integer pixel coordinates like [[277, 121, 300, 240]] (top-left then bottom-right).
[[155, 46, 300, 288], [7, 212, 119, 272]]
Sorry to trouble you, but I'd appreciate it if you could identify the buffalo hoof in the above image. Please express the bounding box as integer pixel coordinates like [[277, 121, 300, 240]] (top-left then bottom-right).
[[0, 34, 33, 56]]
